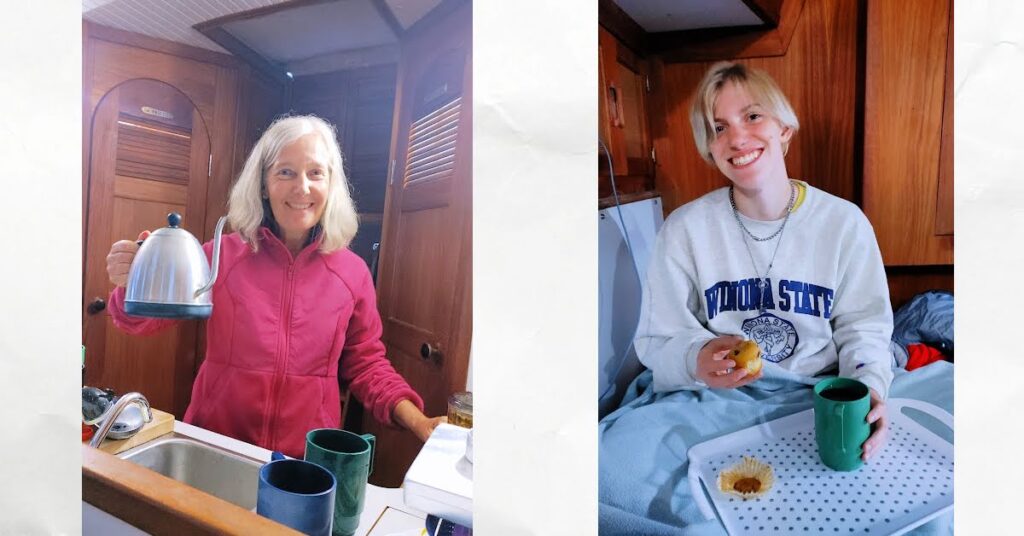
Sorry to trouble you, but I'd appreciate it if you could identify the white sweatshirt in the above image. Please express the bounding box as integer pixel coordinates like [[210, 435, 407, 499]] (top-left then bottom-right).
[[634, 182, 895, 399]]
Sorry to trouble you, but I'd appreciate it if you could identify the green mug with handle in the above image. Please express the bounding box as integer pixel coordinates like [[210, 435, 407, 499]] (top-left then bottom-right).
[[813, 377, 871, 471], [304, 428, 376, 536]]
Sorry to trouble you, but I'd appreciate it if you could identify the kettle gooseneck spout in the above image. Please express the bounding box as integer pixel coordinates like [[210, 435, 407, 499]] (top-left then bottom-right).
[[195, 216, 228, 298]]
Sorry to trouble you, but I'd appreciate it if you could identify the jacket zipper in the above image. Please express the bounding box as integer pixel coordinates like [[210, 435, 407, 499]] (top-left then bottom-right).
[[265, 259, 296, 451]]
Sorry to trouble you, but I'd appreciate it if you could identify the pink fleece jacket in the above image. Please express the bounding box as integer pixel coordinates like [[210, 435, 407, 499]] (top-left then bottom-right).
[[108, 227, 424, 458]]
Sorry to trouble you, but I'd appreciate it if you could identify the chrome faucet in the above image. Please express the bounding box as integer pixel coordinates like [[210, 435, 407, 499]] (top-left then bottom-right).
[[88, 392, 153, 448]]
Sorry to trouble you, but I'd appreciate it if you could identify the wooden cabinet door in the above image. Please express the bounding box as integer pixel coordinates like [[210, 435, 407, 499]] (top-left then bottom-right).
[[614, 46, 653, 177], [599, 27, 619, 166], [83, 79, 212, 417], [863, 0, 953, 265], [362, 2, 473, 487], [599, 25, 654, 198]]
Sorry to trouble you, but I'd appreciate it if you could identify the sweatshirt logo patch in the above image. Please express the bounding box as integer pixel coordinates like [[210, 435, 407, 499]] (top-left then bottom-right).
[[742, 313, 798, 363]]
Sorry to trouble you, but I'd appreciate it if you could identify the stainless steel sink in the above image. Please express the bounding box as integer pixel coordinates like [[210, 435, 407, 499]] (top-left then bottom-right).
[[117, 433, 262, 510]]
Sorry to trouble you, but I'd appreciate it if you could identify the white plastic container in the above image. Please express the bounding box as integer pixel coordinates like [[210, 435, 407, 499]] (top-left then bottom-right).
[[402, 423, 473, 528]]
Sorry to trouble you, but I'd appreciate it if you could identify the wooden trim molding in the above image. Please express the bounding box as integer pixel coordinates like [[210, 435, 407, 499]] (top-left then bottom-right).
[[653, 0, 806, 62], [83, 445, 301, 535], [934, 5, 954, 236], [371, 0, 406, 39], [84, 20, 240, 69], [741, 0, 785, 27], [598, 0, 648, 55], [193, 0, 338, 30], [194, 26, 292, 84]]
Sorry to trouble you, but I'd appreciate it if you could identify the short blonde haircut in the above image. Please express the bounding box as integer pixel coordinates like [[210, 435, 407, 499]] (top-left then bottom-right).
[[227, 114, 358, 253], [689, 61, 800, 164]]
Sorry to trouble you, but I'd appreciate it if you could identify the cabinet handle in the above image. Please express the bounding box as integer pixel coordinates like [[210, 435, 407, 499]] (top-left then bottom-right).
[[87, 298, 106, 316], [420, 342, 442, 362], [607, 84, 624, 128]]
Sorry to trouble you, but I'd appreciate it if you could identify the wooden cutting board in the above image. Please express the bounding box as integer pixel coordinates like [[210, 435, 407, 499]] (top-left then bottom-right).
[[95, 408, 175, 455]]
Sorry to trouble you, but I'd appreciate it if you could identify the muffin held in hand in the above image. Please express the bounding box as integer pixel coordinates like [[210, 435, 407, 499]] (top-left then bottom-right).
[[730, 339, 762, 375]]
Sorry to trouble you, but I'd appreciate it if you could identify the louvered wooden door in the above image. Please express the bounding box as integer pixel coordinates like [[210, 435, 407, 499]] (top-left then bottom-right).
[[83, 79, 211, 417], [362, 2, 472, 487]]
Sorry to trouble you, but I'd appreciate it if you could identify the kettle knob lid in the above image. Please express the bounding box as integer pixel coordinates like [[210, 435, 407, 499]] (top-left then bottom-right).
[[167, 212, 182, 228]]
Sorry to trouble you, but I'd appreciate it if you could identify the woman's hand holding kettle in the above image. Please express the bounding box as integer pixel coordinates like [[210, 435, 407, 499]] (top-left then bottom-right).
[[106, 231, 150, 287]]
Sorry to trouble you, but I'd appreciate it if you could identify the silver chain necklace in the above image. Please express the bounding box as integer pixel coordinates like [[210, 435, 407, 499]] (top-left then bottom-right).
[[730, 181, 797, 314], [729, 181, 797, 241]]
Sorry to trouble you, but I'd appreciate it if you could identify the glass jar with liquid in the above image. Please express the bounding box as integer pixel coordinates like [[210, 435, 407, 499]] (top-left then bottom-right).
[[447, 391, 473, 428]]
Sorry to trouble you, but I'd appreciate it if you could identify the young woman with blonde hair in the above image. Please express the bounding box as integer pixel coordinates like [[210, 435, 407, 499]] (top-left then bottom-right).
[[635, 62, 893, 459]]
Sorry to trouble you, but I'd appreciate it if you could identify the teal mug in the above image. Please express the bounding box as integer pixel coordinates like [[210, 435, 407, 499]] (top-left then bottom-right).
[[813, 377, 871, 471], [305, 429, 376, 536]]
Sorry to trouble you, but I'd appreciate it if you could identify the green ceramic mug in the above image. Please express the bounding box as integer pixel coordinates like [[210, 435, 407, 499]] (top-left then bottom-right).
[[304, 429, 376, 536], [813, 377, 871, 471]]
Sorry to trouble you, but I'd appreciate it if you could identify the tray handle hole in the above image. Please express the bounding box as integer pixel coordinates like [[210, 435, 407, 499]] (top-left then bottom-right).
[[900, 407, 953, 444]]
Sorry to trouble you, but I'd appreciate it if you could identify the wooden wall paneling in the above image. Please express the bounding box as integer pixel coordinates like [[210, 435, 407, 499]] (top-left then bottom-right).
[[934, 9, 954, 236], [349, 66, 399, 214], [614, 42, 654, 181], [292, 71, 350, 143], [885, 266, 953, 310], [83, 23, 244, 416], [88, 40, 220, 127], [650, 0, 860, 217], [83, 22, 95, 280], [290, 66, 397, 266], [599, 26, 625, 185], [230, 64, 287, 201], [84, 21, 240, 69], [83, 80, 211, 416], [366, 0, 471, 487], [83, 95, 120, 384], [863, 0, 953, 265], [203, 65, 242, 242]]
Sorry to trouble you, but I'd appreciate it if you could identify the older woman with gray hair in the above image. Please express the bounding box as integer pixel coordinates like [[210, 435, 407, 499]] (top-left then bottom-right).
[[104, 114, 443, 458]]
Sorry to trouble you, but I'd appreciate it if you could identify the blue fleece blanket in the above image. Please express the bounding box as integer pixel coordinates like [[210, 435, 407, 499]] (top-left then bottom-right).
[[598, 361, 954, 535]]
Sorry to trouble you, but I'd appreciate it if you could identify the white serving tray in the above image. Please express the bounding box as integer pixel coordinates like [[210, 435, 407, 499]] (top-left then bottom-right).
[[687, 398, 953, 536]]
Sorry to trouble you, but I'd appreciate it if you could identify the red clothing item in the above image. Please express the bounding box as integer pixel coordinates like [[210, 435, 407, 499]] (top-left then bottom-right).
[[108, 227, 423, 458], [905, 343, 945, 371]]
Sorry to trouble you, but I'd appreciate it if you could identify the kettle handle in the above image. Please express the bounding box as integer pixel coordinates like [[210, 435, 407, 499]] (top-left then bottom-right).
[[194, 216, 228, 298]]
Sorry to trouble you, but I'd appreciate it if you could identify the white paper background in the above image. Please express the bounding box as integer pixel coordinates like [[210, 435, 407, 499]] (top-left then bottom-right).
[[954, 1, 1024, 534], [474, 0, 598, 533], [2, 1, 1022, 533], [0, 1, 82, 534]]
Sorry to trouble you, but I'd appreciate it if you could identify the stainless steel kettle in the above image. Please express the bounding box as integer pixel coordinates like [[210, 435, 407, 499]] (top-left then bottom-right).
[[124, 212, 227, 319]]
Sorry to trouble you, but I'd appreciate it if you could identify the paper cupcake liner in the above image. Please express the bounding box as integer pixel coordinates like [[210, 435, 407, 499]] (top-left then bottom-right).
[[717, 455, 775, 499]]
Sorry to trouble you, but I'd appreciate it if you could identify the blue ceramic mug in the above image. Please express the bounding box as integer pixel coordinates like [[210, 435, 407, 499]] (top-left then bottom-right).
[[257, 452, 337, 536]]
